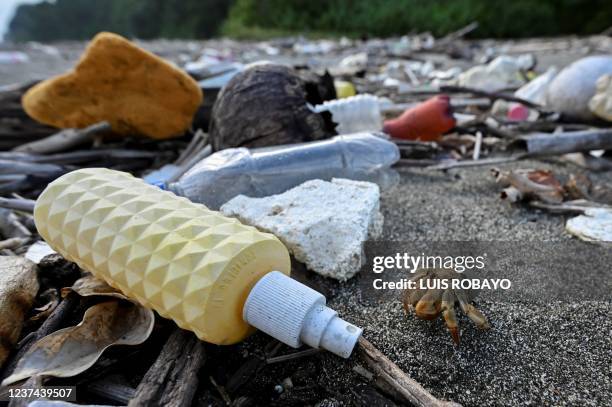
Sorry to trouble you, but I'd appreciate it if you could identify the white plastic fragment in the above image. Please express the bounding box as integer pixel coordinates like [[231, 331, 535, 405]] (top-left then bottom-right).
[[243, 271, 362, 358], [25, 241, 57, 264], [312, 94, 382, 134], [566, 208, 612, 242], [221, 178, 383, 281], [589, 74, 612, 122], [457, 55, 531, 92]]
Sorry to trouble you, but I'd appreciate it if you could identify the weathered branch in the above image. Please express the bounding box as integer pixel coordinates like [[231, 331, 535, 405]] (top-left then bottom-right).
[[13, 122, 111, 154], [357, 337, 461, 407], [129, 328, 206, 407], [513, 129, 612, 156]]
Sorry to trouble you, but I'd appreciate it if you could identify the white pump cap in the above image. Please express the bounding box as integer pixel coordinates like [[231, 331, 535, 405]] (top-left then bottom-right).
[[243, 271, 362, 358]]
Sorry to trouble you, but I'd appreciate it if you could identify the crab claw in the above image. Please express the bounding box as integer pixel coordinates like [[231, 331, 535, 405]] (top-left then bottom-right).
[[414, 289, 443, 320]]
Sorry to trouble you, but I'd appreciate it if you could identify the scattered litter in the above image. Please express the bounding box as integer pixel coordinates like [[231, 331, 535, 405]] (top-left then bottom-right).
[[589, 74, 612, 122], [170, 133, 399, 209], [25, 241, 57, 264], [545, 55, 612, 120], [383, 95, 456, 141], [312, 94, 382, 134], [566, 209, 612, 242], [457, 55, 533, 91], [221, 178, 383, 281]]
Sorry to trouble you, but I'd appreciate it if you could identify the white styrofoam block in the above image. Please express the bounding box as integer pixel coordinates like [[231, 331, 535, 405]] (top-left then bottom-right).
[[566, 208, 612, 243], [221, 178, 383, 281]]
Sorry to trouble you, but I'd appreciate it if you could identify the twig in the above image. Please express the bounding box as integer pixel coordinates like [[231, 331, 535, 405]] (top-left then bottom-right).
[[266, 348, 320, 364], [358, 337, 461, 407], [129, 328, 206, 407], [0, 207, 32, 237], [472, 131, 483, 160], [0, 237, 28, 250], [13, 122, 111, 154], [437, 22, 479, 45], [439, 85, 542, 109], [210, 376, 232, 405], [427, 155, 526, 170], [0, 199, 35, 214]]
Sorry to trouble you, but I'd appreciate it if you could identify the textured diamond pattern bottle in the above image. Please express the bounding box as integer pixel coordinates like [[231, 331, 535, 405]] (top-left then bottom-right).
[[34, 168, 291, 345]]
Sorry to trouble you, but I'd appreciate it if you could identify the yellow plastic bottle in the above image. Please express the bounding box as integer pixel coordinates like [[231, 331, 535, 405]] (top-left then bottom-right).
[[34, 168, 290, 345], [34, 168, 362, 357]]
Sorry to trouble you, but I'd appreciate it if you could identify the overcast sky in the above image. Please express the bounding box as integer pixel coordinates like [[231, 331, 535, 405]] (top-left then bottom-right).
[[0, 0, 43, 41]]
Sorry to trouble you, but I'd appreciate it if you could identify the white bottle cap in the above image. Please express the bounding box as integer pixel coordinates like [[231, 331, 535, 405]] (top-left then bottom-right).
[[243, 271, 362, 358]]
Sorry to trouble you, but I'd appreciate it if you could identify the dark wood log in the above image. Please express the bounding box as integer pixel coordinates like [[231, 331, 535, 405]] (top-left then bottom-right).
[[129, 328, 206, 407]]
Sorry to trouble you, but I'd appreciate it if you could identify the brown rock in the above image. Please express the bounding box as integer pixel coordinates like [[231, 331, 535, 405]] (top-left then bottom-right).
[[0, 256, 39, 367], [22, 32, 203, 139]]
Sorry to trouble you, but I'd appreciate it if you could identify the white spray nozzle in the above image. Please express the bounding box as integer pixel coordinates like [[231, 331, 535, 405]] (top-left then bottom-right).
[[243, 271, 362, 358]]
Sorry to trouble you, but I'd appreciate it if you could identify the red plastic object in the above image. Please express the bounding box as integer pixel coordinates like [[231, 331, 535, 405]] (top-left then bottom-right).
[[507, 104, 530, 121], [383, 95, 456, 141]]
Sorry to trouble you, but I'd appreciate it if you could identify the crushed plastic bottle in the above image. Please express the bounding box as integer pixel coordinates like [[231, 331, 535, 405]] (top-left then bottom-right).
[[168, 133, 400, 209]]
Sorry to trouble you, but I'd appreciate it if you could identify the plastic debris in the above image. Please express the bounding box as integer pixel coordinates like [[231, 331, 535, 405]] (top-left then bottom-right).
[[33, 168, 362, 358], [221, 178, 383, 281], [312, 94, 382, 134], [169, 133, 400, 209], [492, 66, 558, 121], [383, 95, 456, 141], [545, 55, 612, 120], [566, 209, 612, 242], [589, 74, 612, 122], [457, 55, 533, 91], [21, 32, 203, 139], [334, 80, 356, 98]]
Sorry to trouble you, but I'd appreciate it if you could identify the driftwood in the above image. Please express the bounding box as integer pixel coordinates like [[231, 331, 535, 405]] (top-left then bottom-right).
[[427, 154, 526, 170], [439, 85, 542, 109], [0, 208, 31, 238], [513, 129, 612, 156], [0, 199, 35, 214], [358, 337, 461, 407], [13, 121, 111, 154], [129, 328, 206, 407]]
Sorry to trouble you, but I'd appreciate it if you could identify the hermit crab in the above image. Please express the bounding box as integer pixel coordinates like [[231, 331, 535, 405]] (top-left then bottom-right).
[[402, 268, 490, 343]]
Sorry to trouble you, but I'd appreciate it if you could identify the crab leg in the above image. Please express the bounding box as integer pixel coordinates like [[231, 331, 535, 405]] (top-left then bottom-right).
[[402, 269, 431, 312], [441, 290, 460, 343], [456, 290, 490, 330]]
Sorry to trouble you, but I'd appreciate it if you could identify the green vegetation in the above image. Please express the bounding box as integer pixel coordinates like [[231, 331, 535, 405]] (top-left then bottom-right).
[[7, 0, 232, 42], [222, 0, 612, 38], [6, 0, 612, 42]]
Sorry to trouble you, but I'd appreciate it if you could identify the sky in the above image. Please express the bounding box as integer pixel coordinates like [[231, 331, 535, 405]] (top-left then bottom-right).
[[0, 0, 43, 41]]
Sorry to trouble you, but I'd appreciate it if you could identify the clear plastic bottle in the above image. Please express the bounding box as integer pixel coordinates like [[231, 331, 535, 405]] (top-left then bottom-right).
[[168, 133, 400, 209]]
